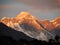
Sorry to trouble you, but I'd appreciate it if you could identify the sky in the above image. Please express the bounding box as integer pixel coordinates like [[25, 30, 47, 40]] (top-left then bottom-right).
[[0, 0, 60, 20]]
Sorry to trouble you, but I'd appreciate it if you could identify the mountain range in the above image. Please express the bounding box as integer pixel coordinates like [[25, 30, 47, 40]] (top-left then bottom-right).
[[0, 12, 60, 41]]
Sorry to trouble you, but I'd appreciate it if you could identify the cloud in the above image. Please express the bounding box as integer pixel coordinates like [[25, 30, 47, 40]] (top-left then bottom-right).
[[16, 0, 60, 9]]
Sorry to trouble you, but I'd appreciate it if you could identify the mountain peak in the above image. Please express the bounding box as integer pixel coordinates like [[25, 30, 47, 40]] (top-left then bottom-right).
[[15, 12, 42, 30], [42, 20, 55, 31], [1, 17, 9, 25], [51, 16, 60, 28], [16, 12, 33, 19]]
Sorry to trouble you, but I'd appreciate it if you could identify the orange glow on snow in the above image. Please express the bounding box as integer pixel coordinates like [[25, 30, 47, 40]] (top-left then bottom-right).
[[0, 12, 60, 31]]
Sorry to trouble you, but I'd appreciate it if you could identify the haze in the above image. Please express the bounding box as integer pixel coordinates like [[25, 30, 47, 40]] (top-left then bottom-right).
[[0, 0, 60, 20]]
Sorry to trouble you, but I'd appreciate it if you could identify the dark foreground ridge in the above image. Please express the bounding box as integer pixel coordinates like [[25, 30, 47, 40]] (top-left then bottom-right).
[[0, 23, 60, 45], [0, 23, 34, 41]]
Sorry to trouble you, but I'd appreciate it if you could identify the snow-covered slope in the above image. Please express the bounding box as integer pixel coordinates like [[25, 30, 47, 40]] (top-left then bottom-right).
[[0, 12, 60, 41]]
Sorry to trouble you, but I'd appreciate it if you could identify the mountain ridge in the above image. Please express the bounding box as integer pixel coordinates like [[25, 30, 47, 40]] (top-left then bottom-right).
[[0, 12, 60, 41], [0, 12, 60, 31]]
